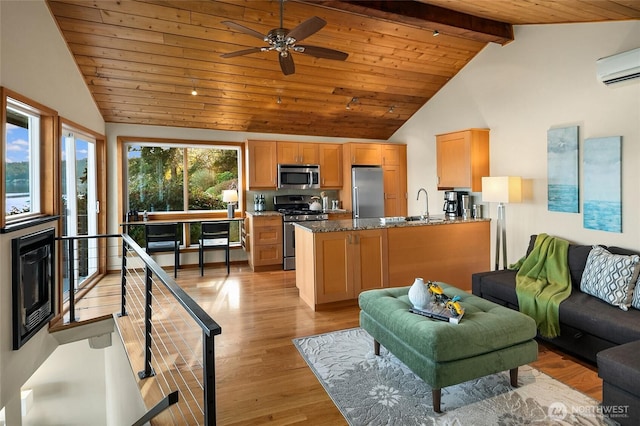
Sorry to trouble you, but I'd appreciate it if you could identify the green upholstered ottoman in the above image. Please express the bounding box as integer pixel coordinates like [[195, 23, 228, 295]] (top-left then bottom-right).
[[359, 283, 538, 413]]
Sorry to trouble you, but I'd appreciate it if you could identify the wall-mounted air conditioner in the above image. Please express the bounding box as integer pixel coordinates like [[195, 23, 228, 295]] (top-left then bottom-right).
[[596, 47, 640, 85]]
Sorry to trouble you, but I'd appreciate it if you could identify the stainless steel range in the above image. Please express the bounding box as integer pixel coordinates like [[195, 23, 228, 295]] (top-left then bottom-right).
[[274, 194, 328, 270]]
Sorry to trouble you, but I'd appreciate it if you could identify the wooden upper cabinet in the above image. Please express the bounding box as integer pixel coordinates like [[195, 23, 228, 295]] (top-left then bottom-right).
[[436, 129, 489, 192], [318, 144, 343, 187], [277, 142, 318, 164], [346, 143, 382, 165], [382, 144, 407, 217], [382, 144, 403, 166], [247, 140, 277, 189]]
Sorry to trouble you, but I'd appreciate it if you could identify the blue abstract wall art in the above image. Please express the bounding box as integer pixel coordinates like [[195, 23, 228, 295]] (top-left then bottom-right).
[[547, 126, 579, 213], [583, 136, 622, 233]]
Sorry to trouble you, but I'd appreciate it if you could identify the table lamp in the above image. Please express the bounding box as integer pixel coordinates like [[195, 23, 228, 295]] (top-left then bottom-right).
[[223, 190, 238, 218], [482, 176, 522, 270]]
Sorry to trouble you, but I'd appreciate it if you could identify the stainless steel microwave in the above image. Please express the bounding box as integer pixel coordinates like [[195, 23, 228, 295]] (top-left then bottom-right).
[[277, 164, 320, 189]]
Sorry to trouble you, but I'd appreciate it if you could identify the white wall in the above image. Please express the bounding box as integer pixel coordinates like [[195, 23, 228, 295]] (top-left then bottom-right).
[[0, 0, 105, 419], [22, 340, 107, 426], [392, 21, 640, 264]]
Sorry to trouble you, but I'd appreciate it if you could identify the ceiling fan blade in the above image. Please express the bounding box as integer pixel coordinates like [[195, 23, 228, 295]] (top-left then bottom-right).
[[220, 47, 264, 58], [221, 21, 266, 41], [279, 53, 295, 75], [286, 16, 326, 43], [296, 45, 349, 61]]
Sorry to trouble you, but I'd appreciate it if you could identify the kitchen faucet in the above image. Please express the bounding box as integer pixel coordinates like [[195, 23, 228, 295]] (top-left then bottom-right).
[[417, 188, 429, 220]]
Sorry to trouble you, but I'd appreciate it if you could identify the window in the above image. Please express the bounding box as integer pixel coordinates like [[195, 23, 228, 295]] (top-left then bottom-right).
[[5, 98, 41, 218], [120, 138, 243, 247], [2, 88, 57, 229]]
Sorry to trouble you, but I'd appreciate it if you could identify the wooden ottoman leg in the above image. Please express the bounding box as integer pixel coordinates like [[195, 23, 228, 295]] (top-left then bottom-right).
[[510, 367, 519, 387], [433, 388, 442, 413], [374, 339, 380, 356]]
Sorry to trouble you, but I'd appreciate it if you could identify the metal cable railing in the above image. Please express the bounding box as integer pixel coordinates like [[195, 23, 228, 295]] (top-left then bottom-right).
[[120, 233, 222, 425], [58, 233, 222, 424], [57, 233, 123, 324]]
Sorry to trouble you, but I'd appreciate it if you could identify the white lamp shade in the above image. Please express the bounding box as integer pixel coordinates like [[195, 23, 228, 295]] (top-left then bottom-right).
[[481, 176, 522, 203], [222, 190, 238, 203]]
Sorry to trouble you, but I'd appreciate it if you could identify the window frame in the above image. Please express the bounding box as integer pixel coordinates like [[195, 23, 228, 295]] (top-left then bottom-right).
[[117, 136, 245, 247], [2, 87, 58, 230]]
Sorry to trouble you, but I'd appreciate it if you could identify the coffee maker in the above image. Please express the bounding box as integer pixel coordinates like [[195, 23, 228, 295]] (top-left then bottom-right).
[[443, 191, 469, 218], [443, 191, 458, 218]]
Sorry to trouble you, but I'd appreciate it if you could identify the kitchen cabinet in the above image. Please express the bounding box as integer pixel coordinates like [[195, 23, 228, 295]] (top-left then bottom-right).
[[382, 144, 404, 166], [246, 214, 283, 271], [247, 140, 277, 189], [277, 141, 318, 165], [436, 129, 489, 192], [382, 144, 407, 217], [345, 143, 382, 165], [318, 143, 342, 187], [386, 221, 490, 291], [295, 227, 388, 310]]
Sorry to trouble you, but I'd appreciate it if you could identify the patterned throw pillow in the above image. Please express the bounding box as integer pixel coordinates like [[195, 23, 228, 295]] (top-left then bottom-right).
[[580, 246, 640, 311], [632, 277, 640, 310]]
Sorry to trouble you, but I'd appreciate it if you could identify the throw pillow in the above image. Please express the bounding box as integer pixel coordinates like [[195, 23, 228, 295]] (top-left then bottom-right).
[[580, 246, 640, 311], [632, 279, 640, 310]]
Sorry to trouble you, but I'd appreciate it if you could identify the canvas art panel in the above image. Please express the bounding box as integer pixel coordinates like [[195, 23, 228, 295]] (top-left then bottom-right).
[[583, 136, 622, 233], [547, 126, 579, 213]]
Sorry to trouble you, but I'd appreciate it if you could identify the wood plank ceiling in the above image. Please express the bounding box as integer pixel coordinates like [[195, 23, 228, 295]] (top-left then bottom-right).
[[47, 1, 640, 140]]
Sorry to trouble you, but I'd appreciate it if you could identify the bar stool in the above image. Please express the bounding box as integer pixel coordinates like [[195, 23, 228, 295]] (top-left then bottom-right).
[[145, 223, 180, 278], [199, 221, 230, 275]]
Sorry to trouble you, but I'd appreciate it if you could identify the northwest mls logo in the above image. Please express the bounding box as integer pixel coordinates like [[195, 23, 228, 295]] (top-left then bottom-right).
[[548, 402, 568, 420]]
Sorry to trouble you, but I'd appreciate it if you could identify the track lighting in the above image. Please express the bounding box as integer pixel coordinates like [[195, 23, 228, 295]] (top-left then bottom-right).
[[388, 105, 395, 113], [346, 97, 358, 110], [433, 30, 439, 37], [277, 96, 282, 104], [191, 87, 198, 96]]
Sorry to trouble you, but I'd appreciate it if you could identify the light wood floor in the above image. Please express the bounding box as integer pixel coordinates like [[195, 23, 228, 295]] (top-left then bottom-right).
[[70, 263, 602, 424]]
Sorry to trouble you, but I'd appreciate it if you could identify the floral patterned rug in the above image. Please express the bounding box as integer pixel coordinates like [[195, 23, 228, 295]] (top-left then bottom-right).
[[293, 328, 610, 425]]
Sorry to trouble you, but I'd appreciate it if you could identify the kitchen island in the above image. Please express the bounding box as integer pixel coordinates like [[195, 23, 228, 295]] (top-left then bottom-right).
[[294, 217, 490, 311]]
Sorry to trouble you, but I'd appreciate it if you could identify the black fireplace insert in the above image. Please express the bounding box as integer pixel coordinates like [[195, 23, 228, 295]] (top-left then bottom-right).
[[12, 227, 56, 349]]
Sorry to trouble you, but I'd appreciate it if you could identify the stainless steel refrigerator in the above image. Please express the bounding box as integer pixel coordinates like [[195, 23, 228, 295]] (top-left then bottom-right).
[[352, 166, 385, 218]]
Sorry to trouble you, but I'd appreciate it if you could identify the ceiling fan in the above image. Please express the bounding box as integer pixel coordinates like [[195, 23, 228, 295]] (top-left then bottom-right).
[[220, 0, 349, 75]]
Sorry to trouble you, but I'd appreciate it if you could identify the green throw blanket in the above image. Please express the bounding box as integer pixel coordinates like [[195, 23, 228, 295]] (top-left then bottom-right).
[[509, 233, 571, 338]]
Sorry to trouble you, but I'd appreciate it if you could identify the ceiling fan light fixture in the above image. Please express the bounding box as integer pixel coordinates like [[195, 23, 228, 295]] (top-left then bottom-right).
[[220, 0, 348, 75]]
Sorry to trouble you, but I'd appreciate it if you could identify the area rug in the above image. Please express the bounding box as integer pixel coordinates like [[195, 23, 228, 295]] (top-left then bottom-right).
[[293, 328, 610, 426]]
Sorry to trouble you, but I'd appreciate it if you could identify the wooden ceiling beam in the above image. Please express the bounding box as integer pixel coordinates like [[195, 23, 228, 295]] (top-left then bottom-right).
[[303, 0, 514, 45]]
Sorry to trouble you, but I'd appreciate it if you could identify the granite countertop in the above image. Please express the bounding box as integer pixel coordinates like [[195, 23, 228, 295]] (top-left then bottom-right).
[[293, 216, 490, 233], [245, 209, 352, 216], [244, 210, 282, 217]]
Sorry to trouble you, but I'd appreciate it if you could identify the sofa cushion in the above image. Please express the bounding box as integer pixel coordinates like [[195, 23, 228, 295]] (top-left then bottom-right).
[[472, 269, 519, 308], [559, 291, 640, 345], [580, 246, 640, 311], [568, 244, 598, 289]]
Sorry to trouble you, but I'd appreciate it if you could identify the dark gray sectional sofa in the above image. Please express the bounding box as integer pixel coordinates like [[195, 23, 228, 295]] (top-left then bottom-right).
[[471, 235, 640, 425]]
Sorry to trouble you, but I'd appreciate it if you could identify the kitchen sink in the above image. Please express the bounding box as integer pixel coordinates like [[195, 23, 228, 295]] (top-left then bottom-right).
[[405, 216, 444, 223]]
